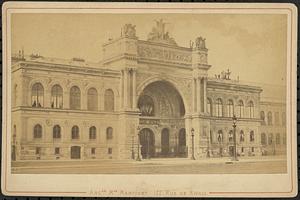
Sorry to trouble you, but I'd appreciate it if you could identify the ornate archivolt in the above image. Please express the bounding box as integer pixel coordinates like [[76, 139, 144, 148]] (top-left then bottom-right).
[[136, 74, 191, 114]]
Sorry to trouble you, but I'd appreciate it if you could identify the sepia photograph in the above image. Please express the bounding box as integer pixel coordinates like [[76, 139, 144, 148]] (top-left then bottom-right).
[[2, 2, 297, 198]]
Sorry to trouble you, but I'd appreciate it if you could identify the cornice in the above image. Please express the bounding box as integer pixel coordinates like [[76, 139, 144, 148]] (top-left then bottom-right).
[[14, 60, 121, 78]]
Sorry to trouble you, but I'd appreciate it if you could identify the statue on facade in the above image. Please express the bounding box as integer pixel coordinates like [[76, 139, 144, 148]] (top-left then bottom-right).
[[147, 19, 177, 46], [121, 24, 137, 38], [195, 36, 207, 50], [215, 69, 232, 80]]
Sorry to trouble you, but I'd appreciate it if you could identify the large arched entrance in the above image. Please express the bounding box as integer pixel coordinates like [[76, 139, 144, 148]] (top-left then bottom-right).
[[138, 80, 186, 158], [139, 128, 155, 159]]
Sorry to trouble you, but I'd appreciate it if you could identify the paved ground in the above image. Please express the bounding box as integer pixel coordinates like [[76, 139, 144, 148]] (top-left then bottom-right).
[[11, 156, 287, 174]]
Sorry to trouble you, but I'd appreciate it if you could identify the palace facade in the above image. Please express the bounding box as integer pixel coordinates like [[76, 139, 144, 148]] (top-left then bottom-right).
[[11, 21, 286, 161]]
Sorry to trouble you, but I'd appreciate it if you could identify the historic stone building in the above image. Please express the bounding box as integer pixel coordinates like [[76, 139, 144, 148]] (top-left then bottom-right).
[[11, 20, 286, 161]]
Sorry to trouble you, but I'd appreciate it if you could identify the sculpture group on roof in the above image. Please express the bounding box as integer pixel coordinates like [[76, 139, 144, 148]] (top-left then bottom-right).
[[190, 36, 207, 50], [147, 19, 177, 46], [215, 69, 232, 80], [121, 23, 137, 38]]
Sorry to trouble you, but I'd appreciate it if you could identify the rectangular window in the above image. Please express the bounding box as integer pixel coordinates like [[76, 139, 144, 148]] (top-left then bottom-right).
[[252, 147, 254, 152], [55, 147, 60, 155], [36, 147, 41, 155], [108, 148, 112, 154], [91, 148, 96, 155]]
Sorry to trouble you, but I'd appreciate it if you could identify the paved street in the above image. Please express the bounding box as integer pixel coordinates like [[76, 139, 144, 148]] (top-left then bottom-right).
[[12, 156, 287, 174]]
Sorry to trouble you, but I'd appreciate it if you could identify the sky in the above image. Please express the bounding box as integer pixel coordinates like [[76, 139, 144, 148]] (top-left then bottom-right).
[[11, 13, 287, 87]]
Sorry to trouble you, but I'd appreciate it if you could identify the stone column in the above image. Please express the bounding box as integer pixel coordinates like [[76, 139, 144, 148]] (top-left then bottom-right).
[[192, 78, 195, 113], [120, 70, 124, 109], [82, 90, 87, 110], [132, 69, 137, 109], [63, 91, 70, 109], [44, 88, 51, 108], [124, 68, 128, 109], [203, 77, 207, 113], [196, 77, 201, 113]]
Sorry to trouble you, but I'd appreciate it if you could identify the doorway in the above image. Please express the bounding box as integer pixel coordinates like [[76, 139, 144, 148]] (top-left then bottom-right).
[[139, 128, 155, 159], [161, 128, 170, 156], [71, 146, 81, 159]]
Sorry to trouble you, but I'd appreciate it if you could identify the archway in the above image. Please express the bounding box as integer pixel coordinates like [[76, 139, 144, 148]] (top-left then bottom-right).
[[138, 80, 185, 118], [138, 80, 186, 159], [71, 146, 81, 159], [161, 128, 170, 156], [139, 128, 155, 159], [178, 128, 187, 157]]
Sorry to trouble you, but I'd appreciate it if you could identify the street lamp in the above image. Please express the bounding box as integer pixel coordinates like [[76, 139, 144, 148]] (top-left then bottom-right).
[[232, 115, 238, 161], [207, 130, 211, 158], [147, 131, 150, 159], [136, 126, 142, 161], [131, 135, 135, 160], [191, 128, 196, 160], [174, 125, 178, 157]]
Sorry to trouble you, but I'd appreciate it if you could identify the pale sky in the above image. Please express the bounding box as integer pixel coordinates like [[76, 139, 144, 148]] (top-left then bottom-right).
[[11, 13, 287, 86]]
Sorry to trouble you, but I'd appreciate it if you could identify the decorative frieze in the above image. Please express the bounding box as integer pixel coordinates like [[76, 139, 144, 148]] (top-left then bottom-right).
[[137, 43, 192, 65]]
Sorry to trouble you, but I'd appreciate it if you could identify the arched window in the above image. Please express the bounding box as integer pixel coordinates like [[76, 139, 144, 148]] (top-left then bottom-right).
[[261, 133, 266, 145], [138, 95, 154, 116], [228, 130, 233, 142], [267, 112, 273, 125], [276, 133, 280, 144], [282, 112, 286, 126], [70, 86, 81, 110], [106, 127, 113, 140], [104, 89, 114, 111], [237, 100, 244, 118], [33, 124, 42, 139], [53, 125, 61, 139], [89, 126, 96, 140], [87, 88, 98, 111], [217, 130, 223, 143], [240, 130, 245, 142], [268, 133, 273, 145], [216, 98, 223, 117], [260, 111, 266, 125], [71, 126, 79, 139], [51, 84, 63, 109], [227, 99, 234, 117], [207, 98, 212, 116], [31, 83, 44, 107], [250, 131, 255, 142], [248, 101, 254, 118]]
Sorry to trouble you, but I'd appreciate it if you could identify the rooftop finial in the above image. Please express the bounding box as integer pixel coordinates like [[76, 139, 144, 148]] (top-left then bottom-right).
[[21, 46, 24, 58]]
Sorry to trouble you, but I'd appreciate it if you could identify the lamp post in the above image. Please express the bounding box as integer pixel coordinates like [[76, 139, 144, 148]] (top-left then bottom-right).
[[232, 115, 238, 161], [147, 131, 150, 159], [131, 135, 135, 160], [136, 126, 142, 161], [207, 130, 211, 158], [174, 125, 178, 157], [191, 128, 196, 160]]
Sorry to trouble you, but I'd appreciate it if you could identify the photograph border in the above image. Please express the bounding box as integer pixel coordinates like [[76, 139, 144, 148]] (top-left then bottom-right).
[[1, 2, 298, 198]]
